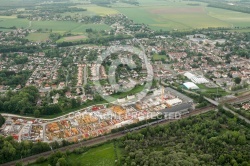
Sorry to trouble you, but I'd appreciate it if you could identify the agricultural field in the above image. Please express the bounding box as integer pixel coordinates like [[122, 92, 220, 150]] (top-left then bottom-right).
[[114, 0, 250, 30], [57, 35, 87, 43], [79, 5, 119, 16], [0, 18, 29, 29], [0, 17, 110, 33], [26, 33, 50, 42], [207, 7, 250, 27]]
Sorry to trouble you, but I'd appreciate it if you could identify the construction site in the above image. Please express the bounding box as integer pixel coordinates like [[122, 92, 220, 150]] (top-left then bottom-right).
[[1, 87, 193, 143]]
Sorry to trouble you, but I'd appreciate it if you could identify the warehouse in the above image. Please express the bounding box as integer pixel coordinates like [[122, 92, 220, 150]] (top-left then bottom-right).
[[184, 72, 209, 84], [183, 82, 199, 90]]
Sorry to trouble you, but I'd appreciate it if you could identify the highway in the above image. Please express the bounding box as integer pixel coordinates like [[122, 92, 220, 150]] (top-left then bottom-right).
[[0, 106, 215, 166]]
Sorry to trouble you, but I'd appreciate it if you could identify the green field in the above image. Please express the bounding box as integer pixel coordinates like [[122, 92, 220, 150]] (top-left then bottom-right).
[[114, 0, 250, 30], [153, 54, 167, 61], [76, 5, 119, 16], [1, 0, 250, 31], [0, 18, 110, 33], [0, 18, 29, 28], [26, 33, 50, 42], [198, 84, 229, 97], [57, 35, 88, 43], [31, 143, 117, 166], [68, 143, 116, 166]]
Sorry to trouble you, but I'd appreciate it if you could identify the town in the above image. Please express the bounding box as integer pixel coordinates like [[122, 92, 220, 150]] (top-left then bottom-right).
[[0, 0, 250, 165], [1, 25, 250, 143]]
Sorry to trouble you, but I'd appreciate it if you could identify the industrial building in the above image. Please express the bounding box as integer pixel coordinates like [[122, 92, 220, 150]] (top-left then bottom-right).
[[184, 72, 209, 84], [183, 82, 199, 90]]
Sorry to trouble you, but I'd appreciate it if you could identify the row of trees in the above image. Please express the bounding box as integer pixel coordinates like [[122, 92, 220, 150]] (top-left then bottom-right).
[[0, 136, 72, 164], [0, 114, 5, 127]]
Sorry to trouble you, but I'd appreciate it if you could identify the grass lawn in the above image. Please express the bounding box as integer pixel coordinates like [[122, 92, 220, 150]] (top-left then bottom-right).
[[110, 85, 145, 99], [67, 143, 116, 166], [152, 54, 167, 61], [197, 84, 228, 96], [26, 33, 50, 42], [30, 143, 117, 166]]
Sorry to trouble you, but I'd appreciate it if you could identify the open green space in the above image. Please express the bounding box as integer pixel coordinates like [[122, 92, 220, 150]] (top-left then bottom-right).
[[114, 0, 250, 30], [68, 143, 116, 166], [30, 143, 117, 166], [198, 84, 229, 97], [26, 33, 50, 42], [0, 18, 110, 33], [152, 54, 167, 61], [76, 5, 119, 16], [207, 7, 250, 27], [0, 18, 29, 28]]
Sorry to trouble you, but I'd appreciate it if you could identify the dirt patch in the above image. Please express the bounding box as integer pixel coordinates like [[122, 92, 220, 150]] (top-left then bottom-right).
[[64, 35, 86, 41], [150, 7, 204, 14]]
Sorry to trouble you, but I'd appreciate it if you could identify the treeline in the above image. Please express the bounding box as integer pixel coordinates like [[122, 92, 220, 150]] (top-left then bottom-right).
[[208, 3, 250, 14], [117, 109, 250, 165], [0, 114, 5, 127], [39, 6, 87, 13], [0, 136, 72, 164], [225, 104, 250, 120], [57, 35, 133, 47], [0, 45, 41, 53], [121, 0, 139, 5]]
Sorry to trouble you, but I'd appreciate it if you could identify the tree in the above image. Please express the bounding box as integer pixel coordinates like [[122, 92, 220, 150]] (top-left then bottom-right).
[[0, 114, 5, 127], [34, 110, 40, 118], [234, 77, 241, 84], [57, 158, 67, 166]]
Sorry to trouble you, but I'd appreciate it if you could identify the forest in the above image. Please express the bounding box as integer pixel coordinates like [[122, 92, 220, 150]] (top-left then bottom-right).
[[117, 109, 250, 166]]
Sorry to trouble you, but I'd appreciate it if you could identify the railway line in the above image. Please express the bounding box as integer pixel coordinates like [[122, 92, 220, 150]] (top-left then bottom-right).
[[221, 94, 250, 104]]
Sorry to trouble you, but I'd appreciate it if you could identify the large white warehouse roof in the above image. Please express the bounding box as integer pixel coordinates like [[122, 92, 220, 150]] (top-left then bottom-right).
[[184, 72, 209, 84], [183, 82, 199, 90]]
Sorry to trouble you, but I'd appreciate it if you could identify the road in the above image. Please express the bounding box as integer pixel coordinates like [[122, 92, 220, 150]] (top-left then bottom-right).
[[83, 64, 88, 85], [0, 106, 215, 166], [223, 106, 250, 124]]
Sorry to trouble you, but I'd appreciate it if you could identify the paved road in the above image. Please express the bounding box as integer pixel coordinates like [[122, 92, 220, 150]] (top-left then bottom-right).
[[83, 65, 88, 85]]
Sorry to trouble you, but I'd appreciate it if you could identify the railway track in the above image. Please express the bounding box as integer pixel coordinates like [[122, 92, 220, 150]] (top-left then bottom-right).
[[221, 94, 250, 104], [0, 105, 216, 166]]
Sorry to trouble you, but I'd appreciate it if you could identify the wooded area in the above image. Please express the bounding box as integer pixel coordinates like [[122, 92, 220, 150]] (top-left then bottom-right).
[[117, 109, 250, 165]]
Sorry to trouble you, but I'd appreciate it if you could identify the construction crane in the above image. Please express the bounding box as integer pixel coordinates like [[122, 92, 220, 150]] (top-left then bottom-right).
[[161, 86, 165, 103]]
